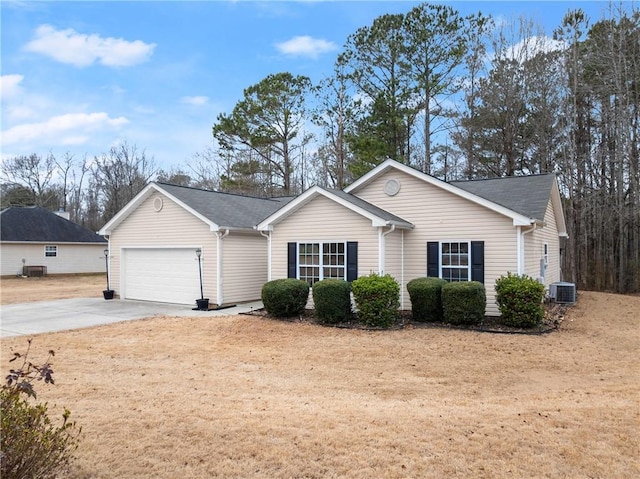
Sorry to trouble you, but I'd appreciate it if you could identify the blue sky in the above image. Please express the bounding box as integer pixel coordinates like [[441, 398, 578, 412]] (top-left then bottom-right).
[[1, 1, 617, 172]]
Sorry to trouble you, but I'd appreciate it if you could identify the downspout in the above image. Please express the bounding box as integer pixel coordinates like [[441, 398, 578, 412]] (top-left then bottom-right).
[[215, 229, 230, 306], [260, 230, 271, 281], [401, 229, 404, 309], [379, 224, 396, 274], [519, 224, 537, 276]]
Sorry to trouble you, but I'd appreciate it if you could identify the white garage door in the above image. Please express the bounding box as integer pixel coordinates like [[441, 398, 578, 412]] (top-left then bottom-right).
[[122, 248, 202, 305]]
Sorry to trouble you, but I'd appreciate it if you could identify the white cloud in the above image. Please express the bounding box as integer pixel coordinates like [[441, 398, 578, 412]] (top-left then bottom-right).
[[181, 96, 209, 106], [24, 24, 156, 67], [501, 36, 566, 62], [275, 35, 337, 59], [0, 74, 25, 100], [1, 112, 129, 146]]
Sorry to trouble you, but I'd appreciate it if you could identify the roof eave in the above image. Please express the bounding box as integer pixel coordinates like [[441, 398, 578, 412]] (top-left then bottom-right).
[[345, 160, 536, 225], [98, 183, 220, 235], [256, 186, 413, 231]]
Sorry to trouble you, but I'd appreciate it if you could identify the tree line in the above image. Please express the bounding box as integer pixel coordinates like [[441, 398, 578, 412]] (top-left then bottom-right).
[[2, 2, 638, 293]]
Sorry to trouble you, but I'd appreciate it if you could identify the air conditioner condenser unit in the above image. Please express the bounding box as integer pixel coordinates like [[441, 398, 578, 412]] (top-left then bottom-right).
[[549, 282, 576, 304]]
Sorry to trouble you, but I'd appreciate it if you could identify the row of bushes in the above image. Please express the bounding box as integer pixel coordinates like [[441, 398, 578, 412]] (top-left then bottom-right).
[[407, 273, 545, 327], [407, 277, 486, 325], [261, 273, 545, 329], [261, 274, 399, 328]]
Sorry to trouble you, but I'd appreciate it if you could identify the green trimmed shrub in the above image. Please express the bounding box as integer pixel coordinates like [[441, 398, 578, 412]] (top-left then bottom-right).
[[312, 279, 352, 324], [351, 273, 400, 328], [406, 277, 447, 322], [495, 273, 545, 328], [261, 279, 309, 318], [441, 281, 486, 325]]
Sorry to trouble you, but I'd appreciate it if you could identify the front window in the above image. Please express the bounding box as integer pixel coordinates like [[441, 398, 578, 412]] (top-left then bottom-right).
[[441, 241, 469, 282], [44, 245, 57, 257], [298, 242, 345, 286]]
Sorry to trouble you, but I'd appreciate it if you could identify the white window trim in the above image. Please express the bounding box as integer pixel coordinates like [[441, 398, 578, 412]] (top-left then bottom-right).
[[439, 240, 471, 282], [44, 245, 58, 257], [543, 243, 549, 266], [297, 241, 347, 284]]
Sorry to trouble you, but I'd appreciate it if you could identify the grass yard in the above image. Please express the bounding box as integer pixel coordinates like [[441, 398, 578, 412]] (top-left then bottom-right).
[[0, 278, 638, 478], [0, 274, 106, 304]]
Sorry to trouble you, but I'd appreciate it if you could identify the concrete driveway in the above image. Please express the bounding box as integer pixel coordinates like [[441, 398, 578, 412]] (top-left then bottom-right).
[[0, 297, 263, 338]]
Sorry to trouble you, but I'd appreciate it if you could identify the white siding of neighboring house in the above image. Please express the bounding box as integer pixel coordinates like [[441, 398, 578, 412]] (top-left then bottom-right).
[[352, 169, 519, 316], [107, 192, 218, 302], [524, 199, 561, 288], [222, 232, 268, 304], [1, 243, 106, 276], [269, 194, 381, 282]]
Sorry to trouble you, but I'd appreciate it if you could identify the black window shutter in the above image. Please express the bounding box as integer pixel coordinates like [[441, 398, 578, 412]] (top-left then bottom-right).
[[287, 242, 297, 279], [346, 241, 358, 282], [471, 241, 484, 283], [427, 242, 439, 277]]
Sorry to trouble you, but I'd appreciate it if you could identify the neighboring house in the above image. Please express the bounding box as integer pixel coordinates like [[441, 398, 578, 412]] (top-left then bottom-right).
[[100, 161, 566, 315], [1, 206, 107, 276], [257, 159, 567, 316], [97, 183, 293, 306]]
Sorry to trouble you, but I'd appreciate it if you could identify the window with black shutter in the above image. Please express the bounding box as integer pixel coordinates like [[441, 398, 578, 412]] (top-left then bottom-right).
[[287, 241, 358, 285], [427, 240, 484, 283]]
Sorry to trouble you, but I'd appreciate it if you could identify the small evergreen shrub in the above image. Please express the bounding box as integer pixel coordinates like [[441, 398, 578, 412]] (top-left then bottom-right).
[[261, 278, 309, 317], [495, 273, 545, 328], [351, 273, 400, 328], [441, 281, 486, 325], [312, 279, 352, 324], [406, 277, 447, 322], [1, 340, 80, 479]]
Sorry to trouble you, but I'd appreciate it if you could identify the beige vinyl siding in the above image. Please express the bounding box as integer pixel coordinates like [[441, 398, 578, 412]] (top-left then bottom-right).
[[383, 228, 406, 307], [524, 199, 561, 287], [222, 232, 268, 304], [108, 192, 218, 302], [270, 195, 380, 281], [1, 243, 106, 276], [355, 170, 518, 316]]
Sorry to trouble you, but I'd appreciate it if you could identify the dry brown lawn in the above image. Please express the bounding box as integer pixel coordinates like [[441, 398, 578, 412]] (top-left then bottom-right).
[[0, 274, 106, 304], [1, 276, 638, 478]]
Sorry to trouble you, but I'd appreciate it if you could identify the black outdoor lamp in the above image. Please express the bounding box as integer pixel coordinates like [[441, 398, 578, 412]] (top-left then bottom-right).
[[195, 248, 208, 310], [103, 248, 114, 300]]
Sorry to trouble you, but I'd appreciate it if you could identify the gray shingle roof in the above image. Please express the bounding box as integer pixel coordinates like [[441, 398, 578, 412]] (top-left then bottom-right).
[[1, 206, 107, 243], [451, 174, 556, 221], [326, 188, 413, 228], [157, 183, 295, 229]]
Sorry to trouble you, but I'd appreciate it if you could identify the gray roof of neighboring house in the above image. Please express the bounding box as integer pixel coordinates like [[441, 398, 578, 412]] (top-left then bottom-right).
[[326, 188, 414, 228], [0, 206, 107, 243], [451, 174, 557, 221], [157, 183, 295, 229]]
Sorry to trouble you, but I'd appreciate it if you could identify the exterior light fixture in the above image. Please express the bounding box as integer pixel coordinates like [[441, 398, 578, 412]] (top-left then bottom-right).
[[103, 248, 114, 299], [195, 248, 208, 310]]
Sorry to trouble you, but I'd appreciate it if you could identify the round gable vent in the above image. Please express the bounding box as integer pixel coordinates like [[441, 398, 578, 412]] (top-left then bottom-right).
[[384, 178, 401, 196], [153, 197, 164, 212]]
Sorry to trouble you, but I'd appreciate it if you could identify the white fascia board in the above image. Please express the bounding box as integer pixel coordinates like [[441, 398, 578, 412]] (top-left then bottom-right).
[[98, 183, 156, 235], [148, 185, 220, 232], [343, 158, 398, 193], [345, 159, 533, 227], [98, 183, 219, 235], [550, 177, 568, 237], [256, 185, 396, 230], [217, 226, 262, 234]]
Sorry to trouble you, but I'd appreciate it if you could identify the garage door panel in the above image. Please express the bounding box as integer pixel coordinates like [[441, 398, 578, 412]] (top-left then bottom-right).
[[123, 248, 201, 305]]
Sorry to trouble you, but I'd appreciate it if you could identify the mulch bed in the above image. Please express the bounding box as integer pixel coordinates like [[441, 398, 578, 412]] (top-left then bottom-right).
[[242, 302, 571, 335]]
